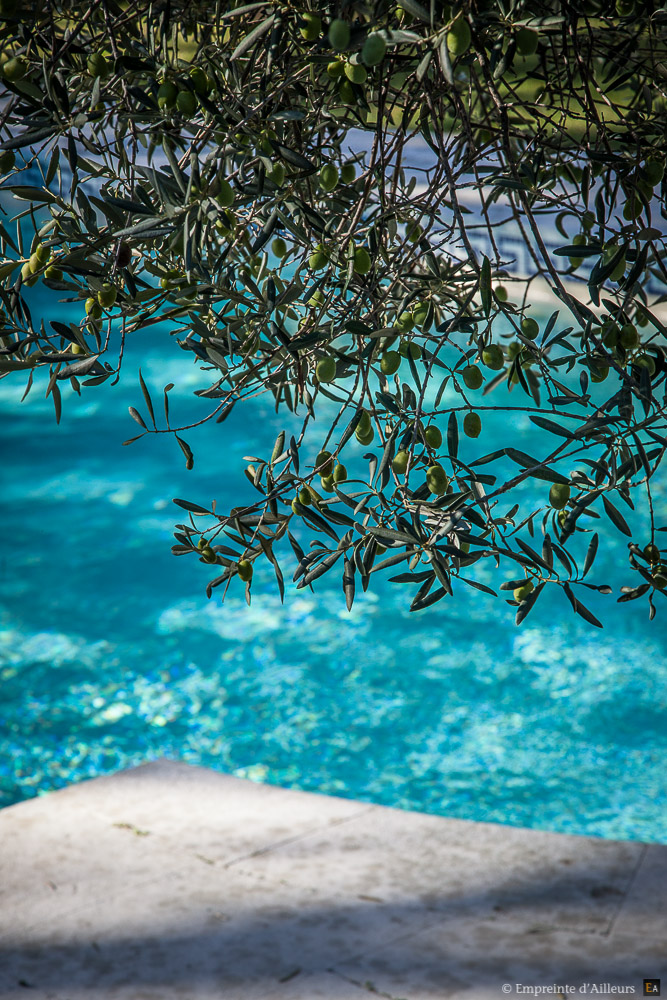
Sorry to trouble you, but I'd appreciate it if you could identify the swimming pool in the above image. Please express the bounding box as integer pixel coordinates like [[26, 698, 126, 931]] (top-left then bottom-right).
[[1, 286, 667, 845]]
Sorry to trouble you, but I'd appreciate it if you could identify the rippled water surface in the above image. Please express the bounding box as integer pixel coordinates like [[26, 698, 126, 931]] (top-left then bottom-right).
[[2, 281, 667, 844]]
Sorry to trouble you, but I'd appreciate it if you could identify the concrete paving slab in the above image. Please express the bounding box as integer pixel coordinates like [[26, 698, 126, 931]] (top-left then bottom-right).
[[0, 759, 664, 1000], [238, 807, 643, 935]]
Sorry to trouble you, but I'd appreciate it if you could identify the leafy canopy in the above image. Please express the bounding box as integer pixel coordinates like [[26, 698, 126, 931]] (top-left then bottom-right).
[[1, 0, 667, 627]]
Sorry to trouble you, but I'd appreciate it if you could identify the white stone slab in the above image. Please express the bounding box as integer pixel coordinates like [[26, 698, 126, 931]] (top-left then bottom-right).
[[0, 760, 664, 1000]]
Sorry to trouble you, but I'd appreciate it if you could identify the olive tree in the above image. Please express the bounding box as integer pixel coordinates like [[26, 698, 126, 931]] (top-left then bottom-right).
[[1, 0, 666, 626]]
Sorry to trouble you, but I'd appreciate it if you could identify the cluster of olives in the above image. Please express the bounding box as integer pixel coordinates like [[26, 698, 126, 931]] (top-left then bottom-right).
[[84, 284, 118, 322], [20, 244, 62, 285], [643, 544, 667, 590], [307, 242, 371, 276], [156, 66, 212, 117]]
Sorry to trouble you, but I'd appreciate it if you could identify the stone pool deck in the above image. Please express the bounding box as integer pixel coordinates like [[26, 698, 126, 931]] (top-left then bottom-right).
[[0, 760, 664, 1000]]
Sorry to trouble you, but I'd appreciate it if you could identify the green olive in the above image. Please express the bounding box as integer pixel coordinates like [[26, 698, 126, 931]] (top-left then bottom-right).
[[352, 247, 372, 275], [319, 163, 339, 192], [380, 350, 401, 375], [513, 580, 535, 602], [97, 284, 117, 308], [316, 356, 337, 383], [237, 559, 253, 582], [344, 62, 367, 85], [176, 90, 197, 116], [521, 317, 539, 340], [362, 33, 387, 66], [482, 344, 504, 370], [329, 18, 350, 51], [392, 450, 409, 475], [426, 464, 449, 496], [447, 17, 471, 56], [300, 13, 321, 40], [424, 425, 442, 449], [87, 53, 109, 78], [462, 365, 483, 390], [549, 483, 571, 510], [271, 237, 287, 258], [463, 412, 482, 438]]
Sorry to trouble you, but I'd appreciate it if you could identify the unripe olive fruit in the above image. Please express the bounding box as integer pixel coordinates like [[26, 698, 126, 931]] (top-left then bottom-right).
[[85, 298, 103, 319], [353, 247, 372, 275], [362, 33, 387, 66], [97, 284, 117, 308], [507, 340, 522, 360], [333, 463, 347, 483], [319, 163, 339, 192], [0, 149, 15, 173], [316, 356, 337, 383], [521, 317, 539, 340], [271, 237, 287, 258], [201, 546, 216, 563], [399, 340, 422, 360], [355, 426, 374, 446], [340, 79, 356, 103], [463, 412, 482, 438], [397, 311, 414, 333], [549, 483, 571, 510], [426, 464, 449, 496], [644, 543, 661, 564], [482, 344, 504, 370], [602, 324, 619, 348], [635, 354, 656, 374], [189, 66, 210, 95], [653, 572, 667, 590], [320, 475, 335, 492], [20, 261, 34, 282], [316, 450, 334, 476], [2, 56, 28, 81], [352, 412, 369, 440], [515, 28, 538, 55], [308, 250, 328, 271], [329, 18, 350, 51], [623, 196, 642, 222], [447, 17, 471, 56], [157, 81, 178, 108], [327, 60, 345, 78], [380, 350, 401, 375], [70, 343, 84, 355], [495, 286, 508, 302], [298, 487, 312, 506], [237, 559, 253, 582], [300, 13, 321, 40], [412, 302, 429, 327], [392, 450, 409, 475], [620, 323, 639, 349], [87, 53, 109, 78], [44, 265, 63, 280], [176, 90, 197, 116], [217, 178, 234, 207], [29, 252, 43, 272], [462, 365, 483, 390], [513, 580, 535, 602], [590, 366, 609, 383], [424, 425, 442, 449], [643, 159, 665, 186], [344, 62, 367, 85], [340, 163, 356, 184], [406, 222, 423, 243]]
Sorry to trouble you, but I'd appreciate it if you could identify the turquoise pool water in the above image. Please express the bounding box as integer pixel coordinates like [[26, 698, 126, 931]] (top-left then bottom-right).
[[2, 288, 667, 844]]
